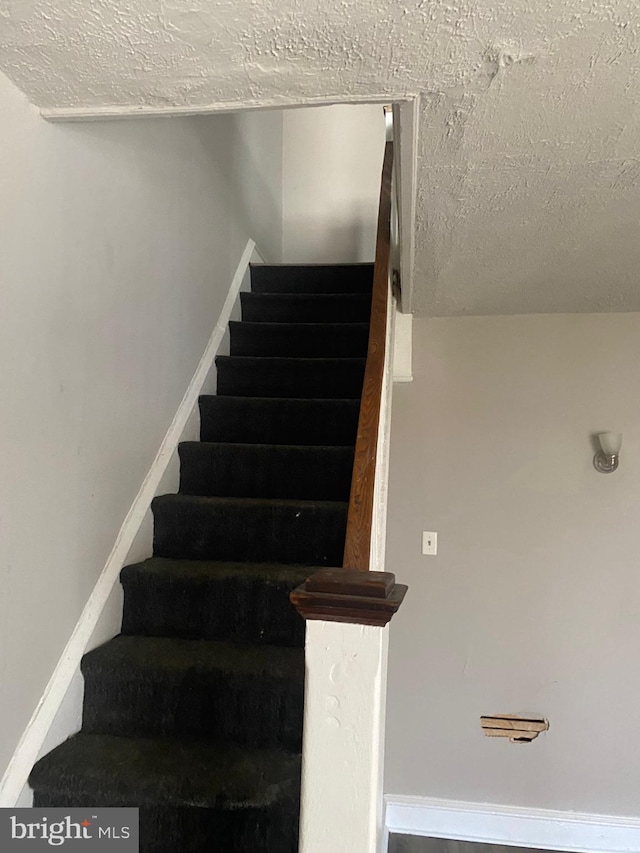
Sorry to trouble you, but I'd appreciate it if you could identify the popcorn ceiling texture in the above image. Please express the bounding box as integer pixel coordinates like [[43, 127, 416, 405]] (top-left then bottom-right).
[[2, 0, 640, 315]]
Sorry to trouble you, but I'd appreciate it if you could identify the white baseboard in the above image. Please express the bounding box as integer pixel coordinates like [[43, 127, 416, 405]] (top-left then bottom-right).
[[0, 238, 261, 807], [385, 795, 640, 853]]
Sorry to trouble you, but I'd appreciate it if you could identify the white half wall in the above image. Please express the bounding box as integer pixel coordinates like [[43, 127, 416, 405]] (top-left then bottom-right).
[[0, 69, 282, 782], [385, 313, 640, 819], [300, 622, 390, 853], [282, 104, 385, 264]]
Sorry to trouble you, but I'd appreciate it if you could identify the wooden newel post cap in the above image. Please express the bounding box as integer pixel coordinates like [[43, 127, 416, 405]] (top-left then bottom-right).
[[290, 568, 407, 627]]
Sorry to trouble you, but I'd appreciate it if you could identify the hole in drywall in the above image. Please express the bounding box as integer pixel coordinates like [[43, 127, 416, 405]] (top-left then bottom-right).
[[480, 714, 549, 743]]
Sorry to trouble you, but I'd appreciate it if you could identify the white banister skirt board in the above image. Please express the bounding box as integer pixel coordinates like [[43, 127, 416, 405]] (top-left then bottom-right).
[[385, 795, 640, 853]]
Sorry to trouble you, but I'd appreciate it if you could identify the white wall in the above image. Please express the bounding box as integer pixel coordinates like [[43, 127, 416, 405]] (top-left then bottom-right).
[[228, 109, 283, 261], [0, 71, 282, 779], [282, 104, 385, 263], [385, 313, 640, 817]]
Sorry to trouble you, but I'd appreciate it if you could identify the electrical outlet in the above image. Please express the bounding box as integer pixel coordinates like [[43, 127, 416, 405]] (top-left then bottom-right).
[[422, 531, 438, 556]]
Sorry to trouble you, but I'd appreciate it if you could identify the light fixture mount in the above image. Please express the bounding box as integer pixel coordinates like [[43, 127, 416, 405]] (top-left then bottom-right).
[[593, 432, 623, 474], [594, 451, 619, 474]]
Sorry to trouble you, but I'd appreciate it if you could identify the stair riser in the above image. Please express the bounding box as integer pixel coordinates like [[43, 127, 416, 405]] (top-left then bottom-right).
[[241, 293, 371, 323], [216, 357, 365, 399], [32, 797, 299, 853], [121, 571, 306, 646], [250, 263, 373, 294], [229, 322, 369, 357], [179, 443, 354, 500], [82, 670, 303, 749], [152, 498, 347, 565], [199, 397, 361, 446]]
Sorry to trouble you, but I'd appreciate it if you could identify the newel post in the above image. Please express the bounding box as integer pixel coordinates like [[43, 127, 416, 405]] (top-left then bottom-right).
[[291, 570, 407, 853]]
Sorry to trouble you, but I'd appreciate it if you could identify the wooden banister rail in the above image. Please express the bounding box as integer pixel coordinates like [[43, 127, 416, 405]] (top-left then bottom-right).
[[290, 134, 406, 627], [342, 138, 394, 572]]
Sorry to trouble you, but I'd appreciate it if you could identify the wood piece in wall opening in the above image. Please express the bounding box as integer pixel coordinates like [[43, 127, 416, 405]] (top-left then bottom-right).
[[480, 714, 549, 743]]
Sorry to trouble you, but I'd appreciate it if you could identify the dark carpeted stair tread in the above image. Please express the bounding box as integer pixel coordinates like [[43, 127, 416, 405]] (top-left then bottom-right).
[[121, 558, 310, 645], [153, 493, 349, 509], [216, 356, 365, 399], [82, 636, 304, 746], [179, 442, 354, 500], [199, 396, 361, 446], [229, 321, 370, 357], [30, 733, 301, 810], [121, 557, 312, 587], [83, 634, 304, 681], [241, 292, 371, 323], [250, 263, 373, 294], [152, 494, 348, 565]]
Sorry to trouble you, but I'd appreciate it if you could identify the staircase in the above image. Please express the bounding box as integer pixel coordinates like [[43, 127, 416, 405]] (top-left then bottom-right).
[[29, 262, 373, 853]]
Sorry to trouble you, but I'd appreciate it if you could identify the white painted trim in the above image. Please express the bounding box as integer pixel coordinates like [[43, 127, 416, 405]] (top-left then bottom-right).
[[0, 238, 261, 807], [392, 310, 413, 383], [40, 93, 419, 123], [370, 284, 396, 574], [382, 823, 390, 853], [394, 98, 419, 313], [384, 795, 640, 853]]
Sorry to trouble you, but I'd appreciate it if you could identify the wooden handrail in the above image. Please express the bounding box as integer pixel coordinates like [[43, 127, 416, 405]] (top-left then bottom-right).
[[342, 139, 394, 572]]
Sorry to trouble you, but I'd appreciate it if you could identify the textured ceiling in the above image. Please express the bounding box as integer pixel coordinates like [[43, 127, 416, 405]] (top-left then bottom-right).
[[2, 0, 640, 315]]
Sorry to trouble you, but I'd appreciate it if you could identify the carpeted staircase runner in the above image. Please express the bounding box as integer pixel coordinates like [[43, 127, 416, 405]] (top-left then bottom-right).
[[29, 262, 373, 853]]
